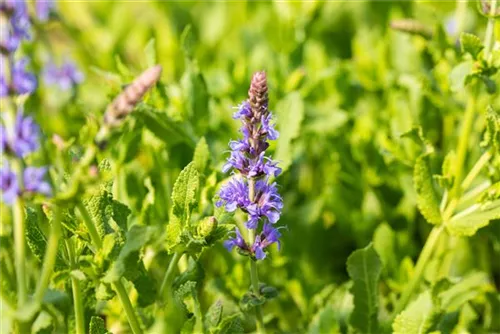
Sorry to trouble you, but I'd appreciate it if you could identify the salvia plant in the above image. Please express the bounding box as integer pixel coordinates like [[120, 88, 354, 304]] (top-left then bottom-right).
[[1, 1, 500, 334]]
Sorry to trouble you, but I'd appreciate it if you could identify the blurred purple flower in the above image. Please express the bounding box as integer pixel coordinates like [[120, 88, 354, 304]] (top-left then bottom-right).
[[11, 58, 37, 95], [24, 166, 51, 196], [11, 112, 41, 158], [43, 59, 84, 90], [36, 0, 57, 22], [0, 164, 19, 205]]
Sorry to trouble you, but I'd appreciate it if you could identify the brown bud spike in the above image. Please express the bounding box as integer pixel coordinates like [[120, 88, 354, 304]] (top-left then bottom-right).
[[104, 64, 162, 128], [248, 71, 268, 118]]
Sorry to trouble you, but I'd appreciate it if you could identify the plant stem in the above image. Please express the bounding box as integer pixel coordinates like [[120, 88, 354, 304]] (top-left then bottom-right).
[[34, 206, 62, 303], [461, 150, 492, 191], [75, 200, 102, 250], [455, 0, 468, 37], [392, 225, 444, 317], [484, 0, 498, 63], [113, 279, 143, 334], [159, 252, 182, 297], [13, 192, 26, 308], [247, 179, 265, 334], [76, 200, 142, 334], [67, 239, 85, 334]]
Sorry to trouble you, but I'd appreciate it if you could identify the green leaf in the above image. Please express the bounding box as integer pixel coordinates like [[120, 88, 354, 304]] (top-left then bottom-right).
[[89, 316, 109, 334], [180, 25, 195, 59], [307, 304, 340, 334], [83, 189, 130, 238], [205, 300, 223, 330], [165, 215, 183, 252], [447, 201, 500, 236], [460, 33, 483, 59], [171, 162, 200, 224], [393, 290, 436, 334], [435, 272, 491, 311], [449, 60, 474, 92], [346, 243, 382, 334], [481, 106, 500, 152], [414, 154, 442, 225], [193, 137, 210, 173], [181, 66, 209, 133], [275, 91, 305, 173], [144, 38, 157, 68], [103, 225, 153, 282], [26, 207, 47, 263], [214, 314, 243, 334]]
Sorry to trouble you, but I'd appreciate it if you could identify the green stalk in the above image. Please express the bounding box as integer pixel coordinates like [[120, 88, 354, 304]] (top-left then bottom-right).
[[455, 0, 468, 37], [460, 150, 492, 191], [159, 252, 182, 297], [484, 0, 498, 63], [12, 159, 26, 308], [34, 206, 62, 303], [66, 239, 85, 334], [392, 225, 444, 317], [76, 200, 142, 334], [248, 179, 266, 334]]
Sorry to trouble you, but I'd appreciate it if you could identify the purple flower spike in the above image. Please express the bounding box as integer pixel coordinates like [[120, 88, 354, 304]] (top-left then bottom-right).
[[36, 0, 57, 22], [24, 167, 52, 196], [251, 223, 283, 260], [12, 58, 37, 95], [217, 177, 250, 212], [0, 164, 19, 205], [43, 59, 84, 90], [12, 112, 41, 158]]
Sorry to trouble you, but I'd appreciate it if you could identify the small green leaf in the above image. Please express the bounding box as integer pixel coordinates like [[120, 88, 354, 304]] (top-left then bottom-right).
[[205, 300, 223, 329], [414, 154, 442, 225], [89, 316, 109, 334], [307, 303, 340, 334], [193, 137, 210, 173], [275, 92, 305, 173], [180, 25, 195, 59], [171, 162, 200, 224], [165, 215, 183, 252], [460, 33, 483, 59], [181, 67, 209, 133], [144, 38, 157, 68], [70, 270, 86, 281], [449, 60, 474, 92], [481, 106, 500, 152], [393, 290, 436, 334], [214, 314, 244, 334], [435, 272, 491, 311], [346, 243, 382, 334], [26, 208, 47, 263], [446, 201, 500, 236]]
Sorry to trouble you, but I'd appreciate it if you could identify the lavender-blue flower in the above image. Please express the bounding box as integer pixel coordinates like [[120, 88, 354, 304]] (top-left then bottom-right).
[[43, 59, 84, 90], [24, 166, 52, 196], [251, 223, 282, 260], [0, 164, 19, 205], [36, 0, 56, 22], [10, 111, 41, 158], [11, 58, 37, 95]]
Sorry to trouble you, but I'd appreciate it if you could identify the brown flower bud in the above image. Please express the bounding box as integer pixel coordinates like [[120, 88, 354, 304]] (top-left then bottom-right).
[[248, 71, 269, 118]]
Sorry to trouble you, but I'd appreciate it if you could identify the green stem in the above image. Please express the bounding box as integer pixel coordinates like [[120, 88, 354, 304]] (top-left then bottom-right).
[[455, 0, 468, 37], [247, 179, 265, 334], [484, 0, 498, 63], [113, 280, 143, 334], [13, 194, 26, 307], [76, 200, 142, 333], [34, 206, 62, 303], [392, 225, 444, 317], [159, 252, 182, 297], [461, 150, 492, 191], [67, 239, 85, 334], [75, 200, 102, 250]]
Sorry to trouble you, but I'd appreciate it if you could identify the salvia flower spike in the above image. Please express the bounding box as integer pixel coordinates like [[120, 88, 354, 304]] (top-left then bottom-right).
[[217, 71, 284, 260]]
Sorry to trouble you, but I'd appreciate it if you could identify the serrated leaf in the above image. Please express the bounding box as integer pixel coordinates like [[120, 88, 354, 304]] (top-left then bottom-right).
[[89, 316, 109, 334], [346, 243, 382, 334], [166, 215, 183, 251], [393, 290, 436, 334], [481, 106, 500, 152], [275, 91, 305, 173], [414, 154, 442, 225], [172, 162, 199, 224], [214, 314, 243, 334], [193, 137, 210, 173], [447, 201, 500, 236], [26, 207, 47, 263], [205, 300, 223, 329], [83, 189, 130, 238], [103, 225, 153, 282], [460, 33, 483, 59]]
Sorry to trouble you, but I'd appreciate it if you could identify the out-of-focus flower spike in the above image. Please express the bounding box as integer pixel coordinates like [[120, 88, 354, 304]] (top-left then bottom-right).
[[95, 64, 162, 149], [390, 19, 433, 39]]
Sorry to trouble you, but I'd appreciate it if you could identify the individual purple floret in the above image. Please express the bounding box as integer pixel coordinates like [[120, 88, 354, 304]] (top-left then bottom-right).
[[252, 223, 282, 260], [223, 227, 248, 252], [10, 58, 37, 95], [0, 77, 7, 97], [36, 0, 57, 22], [1, 164, 19, 204], [219, 71, 284, 260], [24, 166, 52, 196], [11, 111, 41, 158], [0, 1, 31, 53], [43, 59, 84, 90]]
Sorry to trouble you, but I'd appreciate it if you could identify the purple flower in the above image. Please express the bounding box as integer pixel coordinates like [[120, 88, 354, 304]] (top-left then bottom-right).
[[233, 101, 252, 119], [43, 59, 84, 90], [223, 227, 248, 252], [36, 0, 56, 22], [0, 76, 7, 97], [24, 167, 51, 196], [0, 125, 7, 154], [216, 177, 250, 212], [0, 164, 19, 205], [11, 58, 37, 95], [11, 112, 41, 158], [261, 113, 279, 140], [245, 180, 283, 228], [251, 223, 283, 260]]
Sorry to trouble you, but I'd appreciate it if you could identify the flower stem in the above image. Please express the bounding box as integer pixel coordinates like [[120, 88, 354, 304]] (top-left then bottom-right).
[[13, 179, 26, 307], [461, 150, 492, 191], [248, 179, 266, 334], [66, 238, 85, 334], [34, 206, 62, 303], [392, 225, 444, 317], [75, 200, 142, 334], [159, 252, 182, 298], [484, 0, 498, 63], [455, 0, 468, 37]]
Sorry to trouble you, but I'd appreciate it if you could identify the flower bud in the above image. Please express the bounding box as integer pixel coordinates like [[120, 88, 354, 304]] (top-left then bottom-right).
[[197, 216, 218, 238]]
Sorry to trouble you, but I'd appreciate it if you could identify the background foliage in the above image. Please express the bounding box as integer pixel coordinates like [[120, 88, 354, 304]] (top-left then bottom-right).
[[2, 1, 500, 333]]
